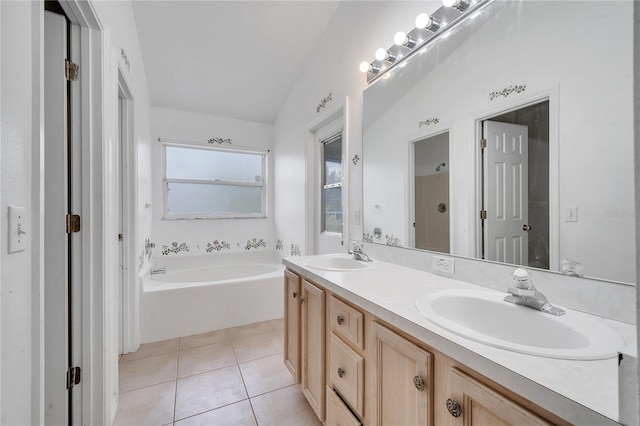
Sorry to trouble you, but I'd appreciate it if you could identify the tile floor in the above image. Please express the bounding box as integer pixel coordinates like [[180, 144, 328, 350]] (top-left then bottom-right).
[[115, 318, 322, 426]]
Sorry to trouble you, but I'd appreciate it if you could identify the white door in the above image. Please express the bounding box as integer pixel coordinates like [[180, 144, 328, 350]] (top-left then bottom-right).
[[483, 120, 529, 265], [315, 117, 344, 254], [44, 10, 71, 424]]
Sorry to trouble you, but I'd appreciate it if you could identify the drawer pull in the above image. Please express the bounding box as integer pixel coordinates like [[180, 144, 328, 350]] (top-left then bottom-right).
[[337, 367, 345, 378], [413, 375, 425, 392], [336, 315, 344, 325], [446, 398, 462, 418], [292, 292, 297, 298]]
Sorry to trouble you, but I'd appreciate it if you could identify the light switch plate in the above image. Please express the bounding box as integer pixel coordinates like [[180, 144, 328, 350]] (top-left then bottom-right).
[[8, 206, 27, 253]]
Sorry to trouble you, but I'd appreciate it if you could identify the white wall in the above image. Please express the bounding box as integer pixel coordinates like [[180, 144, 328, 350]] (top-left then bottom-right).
[[0, 0, 153, 423], [150, 107, 275, 257], [1, 2, 36, 423], [274, 1, 437, 256]]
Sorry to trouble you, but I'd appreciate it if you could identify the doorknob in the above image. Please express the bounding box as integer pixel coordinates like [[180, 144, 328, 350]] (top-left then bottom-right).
[[522, 224, 532, 231]]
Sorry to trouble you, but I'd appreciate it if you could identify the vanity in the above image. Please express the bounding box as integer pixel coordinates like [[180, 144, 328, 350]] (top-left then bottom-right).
[[282, 254, 633, 425]]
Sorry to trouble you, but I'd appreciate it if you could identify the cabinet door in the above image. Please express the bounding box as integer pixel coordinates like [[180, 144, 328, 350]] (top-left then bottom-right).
[[284, 270, 301, 382], [369, 322, 433, 426], [446, 368, 552, 426], [301, 279, 326, 422]]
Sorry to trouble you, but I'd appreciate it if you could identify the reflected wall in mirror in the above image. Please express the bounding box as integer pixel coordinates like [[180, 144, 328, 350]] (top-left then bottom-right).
[[362, 1, 635, 284]]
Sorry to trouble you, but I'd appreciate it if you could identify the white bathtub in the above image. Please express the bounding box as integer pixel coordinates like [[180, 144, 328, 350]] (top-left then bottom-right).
[[141, 251, 284, 343]]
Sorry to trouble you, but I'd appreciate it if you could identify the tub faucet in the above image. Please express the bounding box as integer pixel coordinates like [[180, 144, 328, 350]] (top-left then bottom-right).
[[504, 269, 565, 316], [150, 267, 166, 276], [348, 245, 372, 262]]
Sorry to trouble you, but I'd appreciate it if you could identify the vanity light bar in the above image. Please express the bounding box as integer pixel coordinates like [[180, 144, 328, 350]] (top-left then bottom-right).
[[361, 0, 491, 84]]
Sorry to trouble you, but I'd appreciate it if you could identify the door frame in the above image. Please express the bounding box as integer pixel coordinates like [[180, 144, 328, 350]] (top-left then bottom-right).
[[117, 64, 139, 355], [34, 1, 113, 424], [304, 98, 349, 255], [472, 87, 559, 271]]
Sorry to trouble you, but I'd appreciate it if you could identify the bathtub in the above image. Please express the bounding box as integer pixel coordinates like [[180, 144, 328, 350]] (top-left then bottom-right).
[[140, 250, 284, 343]]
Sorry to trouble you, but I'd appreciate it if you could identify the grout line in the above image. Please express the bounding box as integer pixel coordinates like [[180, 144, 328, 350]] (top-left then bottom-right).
[[173, 398, 251, 424], [173, 346, 180, 424]]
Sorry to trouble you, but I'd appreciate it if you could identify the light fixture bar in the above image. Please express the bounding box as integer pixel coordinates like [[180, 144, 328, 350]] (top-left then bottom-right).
[[363, 0, 493, 84]]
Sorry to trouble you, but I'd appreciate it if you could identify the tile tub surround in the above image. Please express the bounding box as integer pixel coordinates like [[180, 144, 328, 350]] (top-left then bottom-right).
[[284, 255, 637, 425], [115, 319, 321, 426]]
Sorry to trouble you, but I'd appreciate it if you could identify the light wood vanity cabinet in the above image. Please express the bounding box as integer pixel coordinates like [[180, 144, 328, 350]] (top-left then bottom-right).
[[301, 279, 326, 422], [283, 270, 301, 382], [284, 269, 564, 426]]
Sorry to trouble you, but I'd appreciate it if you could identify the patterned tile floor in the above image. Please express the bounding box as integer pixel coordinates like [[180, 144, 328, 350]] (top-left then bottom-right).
[[115, 319, 322, 426]]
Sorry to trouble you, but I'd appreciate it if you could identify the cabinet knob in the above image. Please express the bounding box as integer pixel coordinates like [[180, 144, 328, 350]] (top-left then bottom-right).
[[292, 292, 297, 298], [300, 298, 305, 304], [337, 367, 345, 378], [446, 398, 462, 418], [413, 375, 425, 392], [336, 315, 344, 325]]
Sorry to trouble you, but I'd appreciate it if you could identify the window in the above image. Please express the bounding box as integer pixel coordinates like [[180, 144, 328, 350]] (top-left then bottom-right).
[[321, 133, 343, 234], [163, 143, 267, 219]]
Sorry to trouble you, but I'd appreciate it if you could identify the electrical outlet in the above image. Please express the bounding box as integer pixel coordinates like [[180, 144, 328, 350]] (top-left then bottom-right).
[[433, 255, 454, 274], [565, 207, 578, 222]]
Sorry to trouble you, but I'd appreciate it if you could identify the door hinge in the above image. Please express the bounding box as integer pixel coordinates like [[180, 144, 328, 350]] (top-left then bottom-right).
[[480, 138, 487, 149], [66, 214, 81, 233], [66, 366, 81, 389], [65, 59, 79, 82], [480, 210, 487, 220]]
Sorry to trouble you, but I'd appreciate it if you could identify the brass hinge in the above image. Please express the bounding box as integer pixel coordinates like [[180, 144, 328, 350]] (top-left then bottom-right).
[[480, 138, 487, 149], [480, 210, 487, 220], [65, 59, 79, 82], [66, 214, 81, 233], [66, 366, 81, 389]]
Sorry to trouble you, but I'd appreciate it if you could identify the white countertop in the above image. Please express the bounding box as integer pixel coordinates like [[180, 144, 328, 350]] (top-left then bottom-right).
[[284, 254, 636, 425]]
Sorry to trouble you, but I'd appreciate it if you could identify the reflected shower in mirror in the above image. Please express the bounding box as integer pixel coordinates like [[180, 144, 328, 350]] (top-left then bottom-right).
[[412, 132, 450, 253], [362, 0, 635, 284]]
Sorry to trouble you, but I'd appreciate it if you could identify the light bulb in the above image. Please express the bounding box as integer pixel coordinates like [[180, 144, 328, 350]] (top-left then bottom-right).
[[375, 48, 388, 61], [359, 61, 370, 73], [394, 31, 406, 46], [442, 0, 470, 11], [415, 13, 432, 29], [415, 12, 441, 32], [394, 31, 416, 49]]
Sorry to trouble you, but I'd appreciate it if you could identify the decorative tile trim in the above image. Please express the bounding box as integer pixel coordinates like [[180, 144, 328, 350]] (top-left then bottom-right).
[[418, 117, 439, 128], [206, 240, 231, 252], [385, 234, 402, 247], [245, 238, 267, 250], [316, 92, 333, 113], [120, 49, 131, 72], [489, 84, 526, 101], [275, 239, 284, 251], [161, 242, 190, 255], [290, 244, 302, 256], [208, 137, 232, 145], [352, 154, 360, 165]]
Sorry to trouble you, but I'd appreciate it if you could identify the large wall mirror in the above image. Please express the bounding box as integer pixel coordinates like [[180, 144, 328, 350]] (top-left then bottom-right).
[[362, 0, 635, 285]]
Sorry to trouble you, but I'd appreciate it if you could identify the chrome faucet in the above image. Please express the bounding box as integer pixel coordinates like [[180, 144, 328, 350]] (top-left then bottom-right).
[[348, 245, 372, 262], [504, 269, 565, 316], [150, 267, 166, 276]]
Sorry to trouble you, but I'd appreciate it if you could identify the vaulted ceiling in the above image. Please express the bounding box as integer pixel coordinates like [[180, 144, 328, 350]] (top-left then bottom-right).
[[132, 1, 339, 124]]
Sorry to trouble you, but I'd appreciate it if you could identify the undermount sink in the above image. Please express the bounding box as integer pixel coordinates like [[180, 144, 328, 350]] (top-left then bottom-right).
[[415, 289, 625, 360], [303, 254, 378, 272]]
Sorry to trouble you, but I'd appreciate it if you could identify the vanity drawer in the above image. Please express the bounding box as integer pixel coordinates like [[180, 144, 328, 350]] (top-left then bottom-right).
[[326, 387, 362, 426], [330, 295, 364, 350], [330, 333, 364, 417]]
